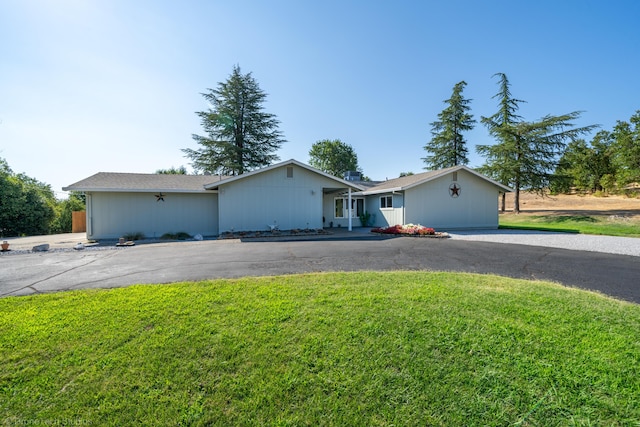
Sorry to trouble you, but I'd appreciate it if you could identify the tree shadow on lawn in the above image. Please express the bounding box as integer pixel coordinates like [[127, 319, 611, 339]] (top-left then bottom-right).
[[538, 215, 597, 223], [499, 225, 580, 234], [509, 208, 640, 218]]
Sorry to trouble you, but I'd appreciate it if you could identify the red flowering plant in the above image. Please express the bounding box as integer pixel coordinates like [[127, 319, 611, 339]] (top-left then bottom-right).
[[371, 224, 437, 236]]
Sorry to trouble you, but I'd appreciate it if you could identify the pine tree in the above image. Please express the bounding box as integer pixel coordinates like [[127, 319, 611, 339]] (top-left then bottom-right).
[[423, 81, 475, 170], [477, 73, 525, 211], [477, 74, 597, 213], [183, 65, 286, 175]]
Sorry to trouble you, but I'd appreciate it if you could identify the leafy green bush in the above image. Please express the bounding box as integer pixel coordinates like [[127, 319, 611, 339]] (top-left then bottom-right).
[[122, 232, 145, 241], [50, 193, 85, 233], [0, 157, 56, 236]]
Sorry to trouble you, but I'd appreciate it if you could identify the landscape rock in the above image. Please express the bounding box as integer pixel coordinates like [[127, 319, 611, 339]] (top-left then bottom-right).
[[32, 243, 50, 252]]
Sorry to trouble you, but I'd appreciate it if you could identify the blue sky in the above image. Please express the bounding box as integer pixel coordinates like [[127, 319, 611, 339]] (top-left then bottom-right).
[[1, 0, 639, 197]]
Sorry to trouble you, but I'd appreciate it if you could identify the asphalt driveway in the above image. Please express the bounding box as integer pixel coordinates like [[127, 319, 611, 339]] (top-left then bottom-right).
[[1, 234, 639, 303]]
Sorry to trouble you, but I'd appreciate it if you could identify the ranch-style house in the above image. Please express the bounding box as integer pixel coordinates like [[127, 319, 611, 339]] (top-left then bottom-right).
[[63, 159, 512, 240]]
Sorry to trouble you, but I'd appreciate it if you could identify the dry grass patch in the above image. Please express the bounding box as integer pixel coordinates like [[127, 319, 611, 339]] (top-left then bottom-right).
[[500, 192, 640, 236]]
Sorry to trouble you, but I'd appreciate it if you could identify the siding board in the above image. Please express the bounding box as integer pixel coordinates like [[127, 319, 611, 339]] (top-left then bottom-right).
[[404, 170, 499, 229], [87, 192, 218, 239], [219, 165, 343, 232]]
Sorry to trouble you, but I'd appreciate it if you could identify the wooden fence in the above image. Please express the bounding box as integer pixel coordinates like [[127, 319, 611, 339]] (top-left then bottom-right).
[[72, 211, 86, 233]]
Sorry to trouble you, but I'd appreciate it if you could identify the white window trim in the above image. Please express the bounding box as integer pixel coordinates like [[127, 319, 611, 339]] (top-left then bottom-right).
[[380, 195, 393, 209], [334, 197, 364, 218]]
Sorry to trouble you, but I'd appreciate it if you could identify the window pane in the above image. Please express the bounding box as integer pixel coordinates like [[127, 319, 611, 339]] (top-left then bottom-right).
[[356, 199, 364, 216], [349, 198, 359, 218], [335, 198, 344, 218]]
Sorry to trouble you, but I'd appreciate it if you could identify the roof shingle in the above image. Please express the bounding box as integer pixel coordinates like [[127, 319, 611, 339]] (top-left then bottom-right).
[[63, 172, 227, 193], [359, 165, 511, 195]]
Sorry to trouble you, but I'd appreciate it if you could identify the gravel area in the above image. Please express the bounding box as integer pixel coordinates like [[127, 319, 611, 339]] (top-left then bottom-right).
[[0, 245, 126, 256], [448, 229, 640, 257]]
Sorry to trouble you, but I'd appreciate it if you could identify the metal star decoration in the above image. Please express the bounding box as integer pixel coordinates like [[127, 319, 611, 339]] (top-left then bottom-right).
[[155, 192, 165, 202], [449, 183, 461, 198]]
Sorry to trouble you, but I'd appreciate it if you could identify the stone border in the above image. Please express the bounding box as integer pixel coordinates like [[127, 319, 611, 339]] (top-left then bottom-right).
[[370, 231, 450, 238], [218, 228, 331, 240]]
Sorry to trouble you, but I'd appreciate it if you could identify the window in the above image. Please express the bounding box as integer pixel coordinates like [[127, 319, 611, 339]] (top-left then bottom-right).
[[452, 171, 458, 181], [352, 198, 364, 218], [334, 198, 345, 218], [286, 166, 294, 178], [380, 195, 393, 209], [334, 197, 364, 218]]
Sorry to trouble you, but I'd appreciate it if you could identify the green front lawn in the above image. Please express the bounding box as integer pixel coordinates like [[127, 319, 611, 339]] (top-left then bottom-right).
[[500, 214, 640, 237], [1, 272, 639, 425]]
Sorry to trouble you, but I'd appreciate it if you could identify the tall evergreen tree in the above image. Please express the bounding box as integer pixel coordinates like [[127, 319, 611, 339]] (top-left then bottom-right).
[[481, 113, 597, 213], [423, 81, 475, 170], [477, 73, 525, 211], [477, 74, 597, 213], [183, 65, 286, 175]]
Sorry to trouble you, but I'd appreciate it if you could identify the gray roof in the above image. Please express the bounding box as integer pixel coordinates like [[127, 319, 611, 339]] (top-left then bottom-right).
[[359, 165, 512, 195], [63, 172, 228, 193], [204, 159, 365, 191], [62, 163, 511, 194]]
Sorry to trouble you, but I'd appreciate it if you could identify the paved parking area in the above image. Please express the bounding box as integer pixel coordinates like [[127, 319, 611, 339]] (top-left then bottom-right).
[[2, 232, 639, 303]]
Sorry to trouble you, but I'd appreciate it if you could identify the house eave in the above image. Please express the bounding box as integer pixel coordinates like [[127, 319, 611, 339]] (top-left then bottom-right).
[[61, 187, 217, 194], [359, 187, 404, 196]]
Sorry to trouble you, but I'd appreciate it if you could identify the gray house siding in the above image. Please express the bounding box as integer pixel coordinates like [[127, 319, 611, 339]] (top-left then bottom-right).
[[86, 192, 218, 239], [322, 194, 367, 229], [322, 194, 341, 228], [404, 170, 499, 229], [369, 193, 404, 227], [218, 164, 342, 233]]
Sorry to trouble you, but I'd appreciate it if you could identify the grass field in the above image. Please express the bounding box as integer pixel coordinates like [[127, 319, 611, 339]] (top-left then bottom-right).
[[499, 214, 640, 237], [500, 192, 640, 237], [1, 272, 639, 425]]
